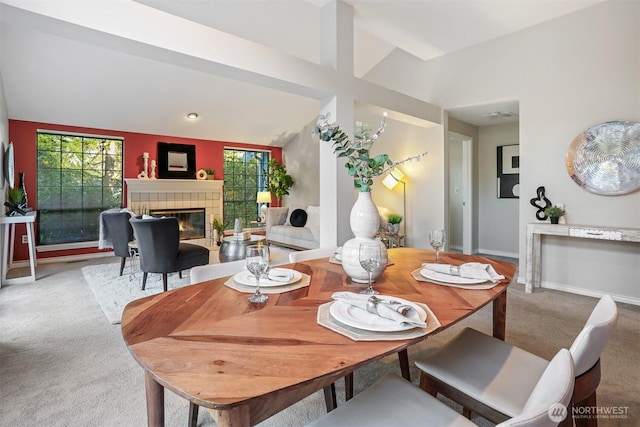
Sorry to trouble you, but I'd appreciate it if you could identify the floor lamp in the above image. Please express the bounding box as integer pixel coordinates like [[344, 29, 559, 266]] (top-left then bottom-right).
[[382, 168, 406, 234], [256, 191, 271, 222]]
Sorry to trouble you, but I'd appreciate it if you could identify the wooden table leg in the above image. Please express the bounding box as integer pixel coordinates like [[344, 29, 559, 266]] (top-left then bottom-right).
[[214, 405, 251, 427], [492, 290, 507, 341], [345, 373, 353, 401], [145, 372, 164, 427], [323, 383, 337, 411], [398, 349, 410, 381]]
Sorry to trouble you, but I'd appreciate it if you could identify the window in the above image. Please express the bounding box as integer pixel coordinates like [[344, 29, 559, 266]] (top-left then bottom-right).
[[37, 132, 123, 245], [223, 149, 269, 229]]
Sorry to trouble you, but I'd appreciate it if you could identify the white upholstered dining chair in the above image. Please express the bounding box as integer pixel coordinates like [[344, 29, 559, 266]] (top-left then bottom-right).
[[415, 295, 617, 427], [288, 245, 338, 263], [306, 348, 575, 427], [190, 259, 246, 284]]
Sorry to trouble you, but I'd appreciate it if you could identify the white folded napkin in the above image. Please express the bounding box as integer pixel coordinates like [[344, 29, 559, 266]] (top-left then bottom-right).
[[263, 268, 294, 282], [239, 268, 294, 285], [421, 262, 505, 283], [332, 292, 426, 328]]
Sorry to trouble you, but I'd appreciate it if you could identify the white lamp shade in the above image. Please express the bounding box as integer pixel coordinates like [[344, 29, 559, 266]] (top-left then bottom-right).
[[256, 191, 271, 203], [382, 168, 405, 190]]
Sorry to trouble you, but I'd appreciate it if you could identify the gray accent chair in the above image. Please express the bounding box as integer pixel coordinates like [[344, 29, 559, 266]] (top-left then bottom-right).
[[101, 211, 134, 276], [129, 217, 210, 292]]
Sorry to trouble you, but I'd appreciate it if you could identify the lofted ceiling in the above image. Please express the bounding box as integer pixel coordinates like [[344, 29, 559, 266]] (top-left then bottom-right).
[[0, 0, 604, 145]]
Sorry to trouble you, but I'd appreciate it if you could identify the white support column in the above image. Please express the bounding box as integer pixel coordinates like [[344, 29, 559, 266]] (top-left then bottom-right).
[[318, 1, 356, 246]]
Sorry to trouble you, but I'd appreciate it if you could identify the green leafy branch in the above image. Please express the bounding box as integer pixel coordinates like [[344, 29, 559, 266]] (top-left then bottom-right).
[[313, 113, 427, 192]]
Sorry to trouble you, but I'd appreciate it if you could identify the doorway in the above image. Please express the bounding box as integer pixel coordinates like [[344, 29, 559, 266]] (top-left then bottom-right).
[[448, 132, 473, 254]]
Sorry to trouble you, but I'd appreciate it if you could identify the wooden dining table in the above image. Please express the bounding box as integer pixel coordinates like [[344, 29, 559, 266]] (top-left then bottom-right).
[[121, 248, 518, 427]]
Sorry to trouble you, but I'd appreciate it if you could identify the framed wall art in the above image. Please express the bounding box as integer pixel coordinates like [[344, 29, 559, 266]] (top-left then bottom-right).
[[157, 142, 196, 179], [497, 144, 519, 198]]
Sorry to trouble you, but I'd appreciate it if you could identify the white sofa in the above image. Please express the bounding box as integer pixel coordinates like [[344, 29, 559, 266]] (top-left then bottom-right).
[[265, 206, 320, 250]]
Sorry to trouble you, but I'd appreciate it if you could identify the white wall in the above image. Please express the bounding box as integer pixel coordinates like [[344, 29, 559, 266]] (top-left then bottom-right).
[[282, 119, 320, 209], [0, 6, 8, 280], [285, 107, 444, 248], [365, 0, 640, 302], [360, 110, 444, 249], [477, 123, 519, 257]]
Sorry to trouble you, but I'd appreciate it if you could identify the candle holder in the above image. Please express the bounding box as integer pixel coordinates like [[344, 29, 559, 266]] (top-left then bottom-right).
[[142, 152, 149, 178]]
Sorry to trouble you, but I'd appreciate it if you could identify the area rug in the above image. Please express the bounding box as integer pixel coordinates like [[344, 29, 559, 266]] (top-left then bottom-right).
[[82, 263, 191, 324]]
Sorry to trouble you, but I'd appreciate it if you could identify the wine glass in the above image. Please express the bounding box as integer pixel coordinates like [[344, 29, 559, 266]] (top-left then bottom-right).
[[359, 242, 384, 295], [430, 229, 446, 263], [245, 245, 270, 303]]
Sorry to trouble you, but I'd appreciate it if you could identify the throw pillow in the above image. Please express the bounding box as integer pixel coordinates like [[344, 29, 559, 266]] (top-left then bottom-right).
[[289, 208, 308, 227], [285, 205, 306, 225]]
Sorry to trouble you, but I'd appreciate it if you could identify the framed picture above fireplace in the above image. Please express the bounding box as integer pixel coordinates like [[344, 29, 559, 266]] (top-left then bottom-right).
[[157, 142, 196, 179]]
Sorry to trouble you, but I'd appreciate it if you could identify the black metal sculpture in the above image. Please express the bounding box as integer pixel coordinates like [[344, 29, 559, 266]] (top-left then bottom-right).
[[529, 186, 552, 220]]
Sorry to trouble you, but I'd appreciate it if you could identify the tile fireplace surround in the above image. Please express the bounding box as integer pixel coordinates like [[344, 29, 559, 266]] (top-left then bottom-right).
[[124, 179, 223, 247]]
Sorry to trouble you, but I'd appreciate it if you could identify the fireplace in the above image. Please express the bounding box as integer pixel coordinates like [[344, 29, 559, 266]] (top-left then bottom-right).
[[125, 178, 223, 247], [149, 208, 205, 240]]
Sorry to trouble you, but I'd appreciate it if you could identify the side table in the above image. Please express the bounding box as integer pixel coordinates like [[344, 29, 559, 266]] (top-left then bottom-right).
[[1, 211, 38, 285], [219, 235, 267, 263], [376, 232, 405, 249]]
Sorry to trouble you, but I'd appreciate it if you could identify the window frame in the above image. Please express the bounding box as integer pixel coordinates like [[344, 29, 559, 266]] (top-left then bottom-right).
[[35, 130, 124, 249], [222, 148, 270, 230]]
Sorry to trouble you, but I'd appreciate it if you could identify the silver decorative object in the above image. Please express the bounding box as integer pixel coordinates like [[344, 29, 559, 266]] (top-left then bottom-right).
[[566, 121, 640, 195]]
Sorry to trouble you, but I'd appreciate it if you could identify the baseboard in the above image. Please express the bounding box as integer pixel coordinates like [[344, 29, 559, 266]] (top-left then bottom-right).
[[8, 251, 114, 268], [474, 248, 519, 259], [539, 280, 640, 306]]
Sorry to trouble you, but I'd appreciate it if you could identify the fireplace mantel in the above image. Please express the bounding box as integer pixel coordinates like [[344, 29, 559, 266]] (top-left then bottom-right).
[[124, 178, 224, 246], [125, 178, 223, 193]]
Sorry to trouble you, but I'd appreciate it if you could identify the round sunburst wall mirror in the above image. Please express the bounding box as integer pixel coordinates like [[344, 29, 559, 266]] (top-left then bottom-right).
[[566, 121, 640, 195]]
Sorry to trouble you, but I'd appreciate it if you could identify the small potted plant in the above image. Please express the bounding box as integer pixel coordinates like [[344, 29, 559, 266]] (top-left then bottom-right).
[[204, 168, 215, 179], [212, 218, 224, 245], [544, 205, 566, 224], [5, 187, 26, 216], [387, 213, 403, 234]]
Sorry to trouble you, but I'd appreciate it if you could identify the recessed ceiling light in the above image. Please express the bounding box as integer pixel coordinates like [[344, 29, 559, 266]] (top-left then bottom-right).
[[186, 112, 198, 120], [483, 111, 518, 119]]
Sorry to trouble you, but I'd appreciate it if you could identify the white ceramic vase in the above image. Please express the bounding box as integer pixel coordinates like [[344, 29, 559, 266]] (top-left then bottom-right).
[[341, 191, 388, 283]]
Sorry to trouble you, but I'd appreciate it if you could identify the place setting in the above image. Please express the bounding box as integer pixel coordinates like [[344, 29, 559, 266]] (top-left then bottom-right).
[[317, 291, 440, 341], [224, 245, 311, 299], [408, 229, 505, 290], [318, 242, 440, 341], [412, 262, 505, 289]]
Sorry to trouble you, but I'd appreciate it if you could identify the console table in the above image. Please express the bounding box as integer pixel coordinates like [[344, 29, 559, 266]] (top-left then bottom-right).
[[525, 222, 640, 293], [1, 211, 38, 286]]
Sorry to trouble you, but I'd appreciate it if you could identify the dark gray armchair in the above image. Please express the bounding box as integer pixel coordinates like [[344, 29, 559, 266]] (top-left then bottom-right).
[[101, 211, 135, 276], [129, 217, 210, 291]]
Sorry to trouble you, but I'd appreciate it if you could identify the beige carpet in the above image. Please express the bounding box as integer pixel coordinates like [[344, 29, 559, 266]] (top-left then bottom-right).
[[82, 244, 294, 324], [0, 257, 638, 426]]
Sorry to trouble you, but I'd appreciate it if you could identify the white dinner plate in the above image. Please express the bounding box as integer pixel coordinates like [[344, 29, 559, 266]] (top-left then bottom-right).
[[420, 269, 488, 285], [233, 268, 302, 287], [329, 296, 426, 332]]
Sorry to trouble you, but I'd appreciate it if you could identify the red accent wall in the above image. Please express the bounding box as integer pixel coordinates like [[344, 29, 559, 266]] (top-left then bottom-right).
[[8, 119, 282, 261]]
